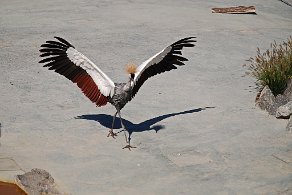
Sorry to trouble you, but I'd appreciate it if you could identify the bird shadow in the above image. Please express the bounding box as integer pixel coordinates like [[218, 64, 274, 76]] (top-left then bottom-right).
[[76, 107, 215, 136]]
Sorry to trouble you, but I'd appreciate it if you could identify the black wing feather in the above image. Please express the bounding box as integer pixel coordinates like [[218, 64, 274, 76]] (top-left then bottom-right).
[[45, 40, 68, 48], [54, 36, 74, 48], [41, 43, 65, 49]]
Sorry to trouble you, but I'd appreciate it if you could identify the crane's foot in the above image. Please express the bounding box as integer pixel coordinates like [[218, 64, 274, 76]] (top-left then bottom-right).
[[107, 130, 118, 139], [122, 144, 137, 151]]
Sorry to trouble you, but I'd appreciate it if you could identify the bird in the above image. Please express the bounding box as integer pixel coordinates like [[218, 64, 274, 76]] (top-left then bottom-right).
[[39, 36, 196, 149]]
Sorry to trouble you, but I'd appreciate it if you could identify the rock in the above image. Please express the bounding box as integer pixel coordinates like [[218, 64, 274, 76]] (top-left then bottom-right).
[[276, 101, 292, 118], [256, 86, 277, 115], [274, 94, 289, 108], [287, 117, 292, 132], [16, 168, 64, 195], [284, 78, 292, 101], [256, 86, 290, 116]]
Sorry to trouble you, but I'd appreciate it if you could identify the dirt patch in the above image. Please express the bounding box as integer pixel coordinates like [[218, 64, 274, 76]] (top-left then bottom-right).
[[0, 181, 27, 195]]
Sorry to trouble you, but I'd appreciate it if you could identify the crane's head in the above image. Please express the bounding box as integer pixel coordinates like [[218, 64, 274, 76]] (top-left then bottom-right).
[[126, 63, 137, 86]]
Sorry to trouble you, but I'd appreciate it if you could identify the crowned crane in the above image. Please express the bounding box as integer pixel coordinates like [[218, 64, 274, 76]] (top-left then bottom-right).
[[39, 36, 196, 149]]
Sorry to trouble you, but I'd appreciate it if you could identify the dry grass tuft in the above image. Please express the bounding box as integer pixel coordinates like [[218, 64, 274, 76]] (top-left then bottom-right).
[[244, 36, 292, 95]]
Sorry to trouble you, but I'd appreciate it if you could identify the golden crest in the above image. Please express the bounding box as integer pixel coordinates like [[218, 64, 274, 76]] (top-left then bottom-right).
[[126, 63, 137, 74]]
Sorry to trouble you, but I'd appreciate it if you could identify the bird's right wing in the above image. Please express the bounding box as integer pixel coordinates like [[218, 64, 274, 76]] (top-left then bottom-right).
[[39, 37, 115, 107]]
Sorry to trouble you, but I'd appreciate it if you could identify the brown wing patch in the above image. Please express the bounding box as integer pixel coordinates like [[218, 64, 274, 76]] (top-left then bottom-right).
[[73, 73, 108, 107]]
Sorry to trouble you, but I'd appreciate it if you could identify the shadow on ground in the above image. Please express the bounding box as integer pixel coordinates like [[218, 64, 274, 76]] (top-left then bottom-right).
[[76, 107, 215, 135]]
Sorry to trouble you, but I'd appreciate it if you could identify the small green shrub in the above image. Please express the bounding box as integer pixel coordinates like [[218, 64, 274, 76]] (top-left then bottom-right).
[[245, 36, 292, 96]]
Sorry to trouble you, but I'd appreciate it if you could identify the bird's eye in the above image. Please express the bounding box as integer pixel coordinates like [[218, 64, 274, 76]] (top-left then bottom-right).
[[131, 74, 135, 79]]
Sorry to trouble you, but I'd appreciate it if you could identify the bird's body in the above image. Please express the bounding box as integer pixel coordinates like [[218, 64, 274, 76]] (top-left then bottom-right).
[[39, 36, 196, 149], [109, 82, 132, 111]]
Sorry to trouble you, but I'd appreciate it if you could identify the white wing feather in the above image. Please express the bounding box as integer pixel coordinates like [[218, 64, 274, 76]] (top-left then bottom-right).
[[66, 47, 115, 97]]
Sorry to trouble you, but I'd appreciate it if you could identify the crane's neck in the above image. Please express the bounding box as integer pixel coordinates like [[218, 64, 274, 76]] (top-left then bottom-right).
[[123, 77, 134, 92]]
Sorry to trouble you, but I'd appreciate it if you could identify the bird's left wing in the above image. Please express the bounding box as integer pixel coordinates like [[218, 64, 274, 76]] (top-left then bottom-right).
[[39, 37, 115, 107], [131, 37, 196, 99]]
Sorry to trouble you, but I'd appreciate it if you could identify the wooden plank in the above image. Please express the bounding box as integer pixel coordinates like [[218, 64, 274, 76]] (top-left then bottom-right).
[[212, 6, 256, 14]]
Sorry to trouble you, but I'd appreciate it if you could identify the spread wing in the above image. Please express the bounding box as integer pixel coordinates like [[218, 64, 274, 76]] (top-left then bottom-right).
[[39, 37, 115, 107], [131, 37, 196, 99]]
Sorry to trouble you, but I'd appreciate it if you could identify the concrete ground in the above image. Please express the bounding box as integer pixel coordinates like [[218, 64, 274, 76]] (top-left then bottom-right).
[[1, 0, 292, 194]]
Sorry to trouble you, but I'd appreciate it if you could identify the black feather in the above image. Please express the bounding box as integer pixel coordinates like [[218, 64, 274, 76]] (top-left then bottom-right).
[[40, 52, 59, 57], [172, 50, 182, 55], [175, 43, 195, 47], [45, 40, 68, 48], [40, 48, 65, 53], [40, 43, 66, 50], [172, 55, 188, 61], [39, 56, 64, 64], [173, 37, 196, 44], [54, 36, 74, 48]]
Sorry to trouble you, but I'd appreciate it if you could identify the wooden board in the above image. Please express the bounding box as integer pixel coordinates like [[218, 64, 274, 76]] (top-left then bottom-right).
[[212, 6, 256, 14]]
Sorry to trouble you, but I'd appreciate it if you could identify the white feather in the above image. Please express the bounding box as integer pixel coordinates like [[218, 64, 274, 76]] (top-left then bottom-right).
[[66, 47, 115, 97]]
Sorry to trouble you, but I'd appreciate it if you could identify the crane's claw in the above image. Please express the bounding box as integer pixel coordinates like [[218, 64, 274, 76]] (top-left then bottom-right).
[[107, 130, 118, 138], [122, 144, 137, 151]]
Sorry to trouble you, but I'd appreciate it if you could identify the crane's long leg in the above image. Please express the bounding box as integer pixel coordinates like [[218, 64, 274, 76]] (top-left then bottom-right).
[[107, 111, 118, 138], [117, 111, 136, 150], [117, 111, 128, 143]]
